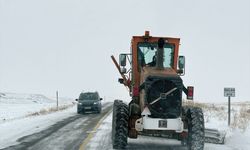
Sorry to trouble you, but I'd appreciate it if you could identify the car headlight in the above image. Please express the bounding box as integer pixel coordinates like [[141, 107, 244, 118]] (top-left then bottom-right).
[[78, 102, 82, 105], [93, 102, 98, 105]]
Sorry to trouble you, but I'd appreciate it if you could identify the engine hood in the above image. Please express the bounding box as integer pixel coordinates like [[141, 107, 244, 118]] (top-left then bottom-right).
[[140, 66, 178, 84]]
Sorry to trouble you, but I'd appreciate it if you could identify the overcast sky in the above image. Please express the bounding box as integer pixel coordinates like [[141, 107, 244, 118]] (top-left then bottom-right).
[[0, 0, 249, 102]]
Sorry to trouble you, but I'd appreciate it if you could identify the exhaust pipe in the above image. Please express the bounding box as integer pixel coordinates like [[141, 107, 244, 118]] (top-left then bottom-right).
[[156, 38, 165, 70]]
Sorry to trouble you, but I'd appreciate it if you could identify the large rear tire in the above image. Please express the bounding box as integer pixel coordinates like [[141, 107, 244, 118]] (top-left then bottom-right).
[[187, 107, 205, 150], [112, 100, 129, 149]]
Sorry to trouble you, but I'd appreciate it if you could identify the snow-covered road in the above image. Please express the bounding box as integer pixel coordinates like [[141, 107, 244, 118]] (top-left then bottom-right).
[[0, 101, 113, 150], [86, 108, 250, 150], [85, 113, 189, 150]]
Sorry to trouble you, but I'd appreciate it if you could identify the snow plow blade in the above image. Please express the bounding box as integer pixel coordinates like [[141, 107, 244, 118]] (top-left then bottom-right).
[[205, 128, 226, 144]]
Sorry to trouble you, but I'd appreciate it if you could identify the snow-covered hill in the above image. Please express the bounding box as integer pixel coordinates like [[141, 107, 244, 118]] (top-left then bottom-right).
[[0, 92, 54, 104], [0, 92, 75, 122]]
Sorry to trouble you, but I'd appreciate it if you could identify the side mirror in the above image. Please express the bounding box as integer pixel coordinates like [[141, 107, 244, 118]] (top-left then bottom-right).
[[75, 99, 78, 101], [178, 56, 185, 75], [100, 98, 103, 101], [178, 56, 185, 69], [119, 54, 127, 67]]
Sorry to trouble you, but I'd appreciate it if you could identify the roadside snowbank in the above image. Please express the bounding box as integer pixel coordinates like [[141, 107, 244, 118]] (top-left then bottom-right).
[[0, 106, 77, 149], [0, 92, 77, 148]]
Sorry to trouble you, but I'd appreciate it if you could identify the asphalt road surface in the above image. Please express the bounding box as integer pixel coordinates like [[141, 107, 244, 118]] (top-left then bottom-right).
[[84, 112, 188, 150], [2, 103, 113, 150]]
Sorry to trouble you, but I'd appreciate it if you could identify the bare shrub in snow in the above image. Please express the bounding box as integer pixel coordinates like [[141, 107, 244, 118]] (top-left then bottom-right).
[[183, 100, 250, 132], [183, 100, 227, 122], [231, 105, 250, 131], [27, 104, 75, 117]]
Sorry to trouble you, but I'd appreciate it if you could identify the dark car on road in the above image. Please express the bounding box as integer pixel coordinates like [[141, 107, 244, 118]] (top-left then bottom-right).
[[76, 92, 102, 114]]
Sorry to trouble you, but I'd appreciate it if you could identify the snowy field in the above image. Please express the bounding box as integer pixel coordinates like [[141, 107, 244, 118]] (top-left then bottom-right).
[[0, 92, 76, 148], [0, 92, 75, 122]]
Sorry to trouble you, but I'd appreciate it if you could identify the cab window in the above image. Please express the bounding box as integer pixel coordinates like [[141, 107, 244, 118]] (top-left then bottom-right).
[[137, 42, 174, 68]]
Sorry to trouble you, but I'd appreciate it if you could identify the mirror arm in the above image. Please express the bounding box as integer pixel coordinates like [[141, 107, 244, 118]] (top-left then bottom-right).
[[127, 54, 132, 64], [177, 69, 185, 76]]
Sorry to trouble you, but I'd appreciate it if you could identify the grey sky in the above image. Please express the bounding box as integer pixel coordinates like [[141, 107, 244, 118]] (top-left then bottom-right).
[[0, 0, 249, 102]]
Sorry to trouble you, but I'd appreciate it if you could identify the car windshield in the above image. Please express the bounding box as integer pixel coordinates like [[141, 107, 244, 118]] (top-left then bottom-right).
[[79, 93, 98, 100], [138, 42, 174, 68]]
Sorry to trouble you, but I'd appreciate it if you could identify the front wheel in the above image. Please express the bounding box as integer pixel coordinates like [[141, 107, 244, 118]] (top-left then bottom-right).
[[77, 108, 81, 114], [112, 100, 129, 149], [77, 108, 84, 114], [97, 108, 102, 114]]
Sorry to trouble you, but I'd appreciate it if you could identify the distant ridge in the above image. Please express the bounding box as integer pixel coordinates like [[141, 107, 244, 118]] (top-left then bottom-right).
[[0, 92, 54, 104]]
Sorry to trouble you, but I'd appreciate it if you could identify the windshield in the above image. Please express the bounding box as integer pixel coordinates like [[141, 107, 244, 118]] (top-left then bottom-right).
[[79, 93, 98, 100], [138, 42, 174, 68]]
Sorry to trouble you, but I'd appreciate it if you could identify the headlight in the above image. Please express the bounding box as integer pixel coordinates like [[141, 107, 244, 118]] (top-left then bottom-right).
[[78, 102, 82, 105], [93, 102, 98, 105]]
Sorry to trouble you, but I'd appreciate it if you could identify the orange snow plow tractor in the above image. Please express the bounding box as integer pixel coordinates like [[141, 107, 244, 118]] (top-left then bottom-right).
[[111, 31, 224, 149]]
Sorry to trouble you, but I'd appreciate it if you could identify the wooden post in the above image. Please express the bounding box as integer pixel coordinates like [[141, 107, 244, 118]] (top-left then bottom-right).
[[56, 91, 59, 110], [228, 96, 231, 126]]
